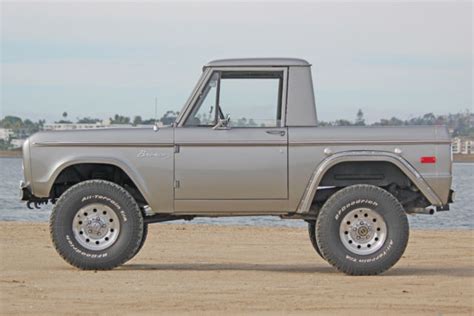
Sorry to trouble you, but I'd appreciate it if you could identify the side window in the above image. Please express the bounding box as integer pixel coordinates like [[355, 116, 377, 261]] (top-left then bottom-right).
[[185, 73, 218, 126], [185, 70, 283, 127], [220, 72, 283, 127]]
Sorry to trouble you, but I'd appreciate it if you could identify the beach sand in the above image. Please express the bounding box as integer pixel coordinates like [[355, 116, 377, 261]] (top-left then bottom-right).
[[0, 222, 472, 315]]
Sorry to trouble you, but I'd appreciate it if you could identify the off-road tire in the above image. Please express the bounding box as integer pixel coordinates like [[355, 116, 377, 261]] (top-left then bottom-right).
[[50, 180, 144, 270], [316, 184, 409, 275], [130, 223, 148, 260], [307, 221, 324, 259]]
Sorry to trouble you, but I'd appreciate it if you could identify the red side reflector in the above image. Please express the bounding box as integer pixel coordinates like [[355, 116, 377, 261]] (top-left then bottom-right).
[[420, 156, 436, 164]]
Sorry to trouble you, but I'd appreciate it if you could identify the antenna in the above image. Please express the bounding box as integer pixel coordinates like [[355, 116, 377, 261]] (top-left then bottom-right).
[[154, 97, 158, 123], [153, 97, 159, 131]]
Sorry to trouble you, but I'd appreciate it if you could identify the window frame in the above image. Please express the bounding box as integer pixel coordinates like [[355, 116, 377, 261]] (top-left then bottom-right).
[[180, 67, 288, 128], [184, 72, 221, 127]]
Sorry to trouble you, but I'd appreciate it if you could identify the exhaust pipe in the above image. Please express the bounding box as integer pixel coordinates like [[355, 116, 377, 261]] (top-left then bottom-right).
[[409, 207, 436, 215]]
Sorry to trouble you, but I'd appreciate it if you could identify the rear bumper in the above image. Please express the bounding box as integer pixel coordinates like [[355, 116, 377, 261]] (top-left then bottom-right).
[[448, 189, 455, 203], [436, 189, 455, 212]]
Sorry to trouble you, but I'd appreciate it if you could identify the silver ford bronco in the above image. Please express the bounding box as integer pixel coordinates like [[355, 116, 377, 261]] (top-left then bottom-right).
[[21, 58, 454, 275]]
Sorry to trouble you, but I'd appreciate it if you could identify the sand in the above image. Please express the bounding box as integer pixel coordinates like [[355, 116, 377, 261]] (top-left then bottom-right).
[[0, 222, 472, 315]]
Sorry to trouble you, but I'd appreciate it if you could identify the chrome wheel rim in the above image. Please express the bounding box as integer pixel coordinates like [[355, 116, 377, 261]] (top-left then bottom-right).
[[339, 207, 387, 255], [72, 203, 120, 251]]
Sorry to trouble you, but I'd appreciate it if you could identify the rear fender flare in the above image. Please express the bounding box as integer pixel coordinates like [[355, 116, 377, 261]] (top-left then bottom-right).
[[296, 150, 442, 214]]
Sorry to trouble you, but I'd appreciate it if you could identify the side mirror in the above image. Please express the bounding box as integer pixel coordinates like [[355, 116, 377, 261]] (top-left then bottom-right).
[[212, 115, 230, 130]]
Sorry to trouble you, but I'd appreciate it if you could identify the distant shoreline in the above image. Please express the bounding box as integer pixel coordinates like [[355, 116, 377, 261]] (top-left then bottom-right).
[[0, 150, 22, 158], [1, 150, 473, 162], [453, 154, 474, 162]]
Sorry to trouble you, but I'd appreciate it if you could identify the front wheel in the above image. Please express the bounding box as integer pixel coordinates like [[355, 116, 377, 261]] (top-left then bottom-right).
[[130, 223, 148, 260], [50, 180, 144, 270], [316, 184, 409, 275]]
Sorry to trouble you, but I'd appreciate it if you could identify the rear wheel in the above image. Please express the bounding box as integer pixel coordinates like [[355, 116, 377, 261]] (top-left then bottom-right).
[[316, 184, 409, 275], [50, 180, 144, 270]]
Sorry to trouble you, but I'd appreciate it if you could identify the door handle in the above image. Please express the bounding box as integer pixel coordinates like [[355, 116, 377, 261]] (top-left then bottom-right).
[[266, 130, 286, 136]]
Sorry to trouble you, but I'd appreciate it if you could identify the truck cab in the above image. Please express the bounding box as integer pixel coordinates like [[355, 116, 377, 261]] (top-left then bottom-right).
[[173, 58, 314, 213]]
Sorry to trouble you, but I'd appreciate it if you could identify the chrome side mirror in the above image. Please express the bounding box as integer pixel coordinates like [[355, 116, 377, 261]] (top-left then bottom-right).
[[212, 115, 230, 130]]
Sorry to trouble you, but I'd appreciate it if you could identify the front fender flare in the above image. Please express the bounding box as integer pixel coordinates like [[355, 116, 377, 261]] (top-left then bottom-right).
[[296, 151, 443, 214], [33, 156, 153, 207]]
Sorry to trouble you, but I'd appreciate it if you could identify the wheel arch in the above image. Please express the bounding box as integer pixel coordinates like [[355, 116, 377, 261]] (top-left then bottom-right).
[[46, 157, 152, 206], [296, 151, 443, 214]]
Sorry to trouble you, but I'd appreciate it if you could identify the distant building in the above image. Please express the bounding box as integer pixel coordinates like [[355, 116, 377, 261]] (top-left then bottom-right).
[[452, 137, 473, 155], [0, 128, 14, 141], [43, 122, 107, 131], [10, 139, 26, 149]]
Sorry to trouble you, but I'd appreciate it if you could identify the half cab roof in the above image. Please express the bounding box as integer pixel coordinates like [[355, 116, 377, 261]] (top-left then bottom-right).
[[204, 58, 310, 68]]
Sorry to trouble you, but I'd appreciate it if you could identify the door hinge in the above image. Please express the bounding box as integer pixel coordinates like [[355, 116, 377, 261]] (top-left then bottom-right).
[[174, 145, 180, 153], [174, 180, 180, 189]]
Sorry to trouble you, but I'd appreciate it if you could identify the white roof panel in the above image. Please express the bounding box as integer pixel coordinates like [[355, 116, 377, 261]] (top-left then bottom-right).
[[204, 58, 310, 68]]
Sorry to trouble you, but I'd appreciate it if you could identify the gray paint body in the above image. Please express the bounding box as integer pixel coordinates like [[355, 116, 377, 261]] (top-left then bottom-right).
[[22, 58, 453, 216]]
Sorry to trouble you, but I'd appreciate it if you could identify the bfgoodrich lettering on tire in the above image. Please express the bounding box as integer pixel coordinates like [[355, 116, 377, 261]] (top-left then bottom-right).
[[316, 184, 409, 275], [50, 180, 144, 270]]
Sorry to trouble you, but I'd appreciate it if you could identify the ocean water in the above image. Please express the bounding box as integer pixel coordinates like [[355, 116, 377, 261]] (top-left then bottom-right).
[[0, 157, 472, 229]]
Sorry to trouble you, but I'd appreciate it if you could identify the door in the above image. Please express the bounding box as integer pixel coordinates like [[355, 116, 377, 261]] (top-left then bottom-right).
[[174, 69, 288, 202]]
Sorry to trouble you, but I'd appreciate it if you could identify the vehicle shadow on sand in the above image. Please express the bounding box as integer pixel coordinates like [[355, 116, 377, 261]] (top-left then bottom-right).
[[119, 263, 473, 277], [120, 262, 336, 274]]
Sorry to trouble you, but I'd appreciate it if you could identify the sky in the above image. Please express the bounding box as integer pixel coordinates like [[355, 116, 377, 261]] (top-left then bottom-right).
[[1, 1, 472, 123]]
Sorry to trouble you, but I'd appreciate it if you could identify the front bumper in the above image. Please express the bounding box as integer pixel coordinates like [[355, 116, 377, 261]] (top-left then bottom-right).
[[19, 181, 31, 201], [20, 181, 46, 202], [20, 181, 50, 209]]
